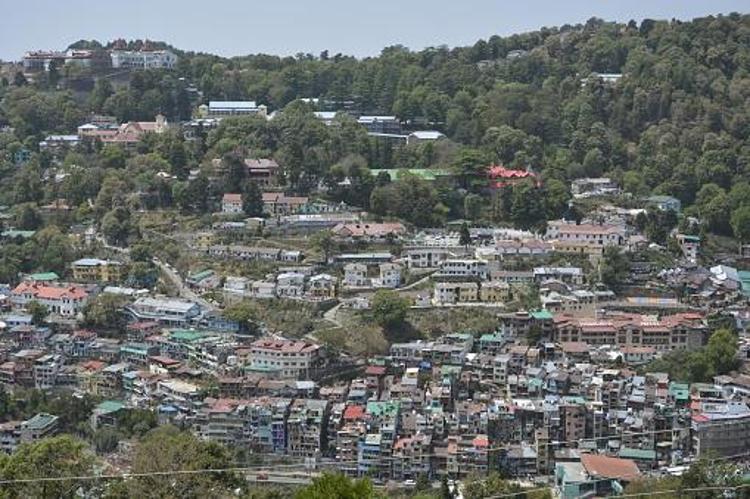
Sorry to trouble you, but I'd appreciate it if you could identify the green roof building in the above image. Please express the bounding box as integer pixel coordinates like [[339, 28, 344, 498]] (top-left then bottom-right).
[[2, 230, 35, 239], [618, 448, 656, 462], [169, 330, 208, 343], [366, 401, 401, 419], [370, 168, 452, 182], [530, 309, 554, 320], [669, 382, 689, 403], [95, 400, 126, 415], [738, 271, 750, 298], [27, 272, 60, 282]]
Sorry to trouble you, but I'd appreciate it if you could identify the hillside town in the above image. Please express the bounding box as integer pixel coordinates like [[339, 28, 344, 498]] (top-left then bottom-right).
[[1, 10, 750, 499]]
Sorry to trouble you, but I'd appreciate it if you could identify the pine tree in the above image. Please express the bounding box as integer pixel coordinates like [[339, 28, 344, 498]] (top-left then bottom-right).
[[242, 181, 264, 217]]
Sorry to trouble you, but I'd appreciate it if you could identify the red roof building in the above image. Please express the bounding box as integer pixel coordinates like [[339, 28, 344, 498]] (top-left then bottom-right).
[[343, 404, 366, 421], [10, 282, 89, 317], [487, 165, 538, 189], [580, 454, 641, 481]]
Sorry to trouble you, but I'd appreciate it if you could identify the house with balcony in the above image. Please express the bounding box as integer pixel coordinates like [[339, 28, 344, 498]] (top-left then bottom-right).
[[221, 193, 243, 214]]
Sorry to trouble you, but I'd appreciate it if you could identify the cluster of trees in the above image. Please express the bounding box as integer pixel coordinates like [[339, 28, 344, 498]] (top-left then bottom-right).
[[623, 458, 749, 499], [644, 328, 739, 382], [0, 430, 554, 499], [0, 426, 240, 498], [0, 387, 96, 436], [371, 289, 411, 331], [0, 226, 76, 282]]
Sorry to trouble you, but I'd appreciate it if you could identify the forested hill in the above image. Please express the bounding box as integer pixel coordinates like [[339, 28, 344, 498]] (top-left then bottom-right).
[[1, 14, 750, 234], [192, 14, 750, 191]]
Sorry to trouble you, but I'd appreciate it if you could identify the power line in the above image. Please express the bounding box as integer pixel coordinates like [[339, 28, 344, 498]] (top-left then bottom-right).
[[0, 460, 348, 486], [483, 449, 750, 498]]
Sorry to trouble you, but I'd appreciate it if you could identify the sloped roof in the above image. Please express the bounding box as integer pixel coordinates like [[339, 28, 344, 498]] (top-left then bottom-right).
[[580, 454, 641, 481]]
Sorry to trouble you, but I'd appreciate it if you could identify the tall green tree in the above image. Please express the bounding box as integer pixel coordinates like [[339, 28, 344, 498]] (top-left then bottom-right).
[[295, 473, 379, 499], [0, 435, 96, 498], [126, 426, 243, 499], [242, 180, 264, 217], [372, 290, 410, 331]]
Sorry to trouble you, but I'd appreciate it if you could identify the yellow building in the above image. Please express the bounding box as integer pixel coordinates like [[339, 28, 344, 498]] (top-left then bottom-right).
[[434, 281, 479, 304], [549, 239, 606, 258], [480, 281, 511, 303], [71, 258, 124, 282], [307, 274, 337, 299], [194, 232, 215, 249]]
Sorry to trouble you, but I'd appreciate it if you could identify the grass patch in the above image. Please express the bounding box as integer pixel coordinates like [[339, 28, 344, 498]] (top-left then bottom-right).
[[407, 307, 499, 338], [315, 323, 389, 355]]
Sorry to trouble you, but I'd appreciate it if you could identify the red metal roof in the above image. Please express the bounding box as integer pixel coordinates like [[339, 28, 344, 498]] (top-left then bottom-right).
[[343, 405, 365, 420]]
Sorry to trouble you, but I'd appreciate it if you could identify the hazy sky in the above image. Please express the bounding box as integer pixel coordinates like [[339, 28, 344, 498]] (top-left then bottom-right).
[[1, 0, 747, 61]]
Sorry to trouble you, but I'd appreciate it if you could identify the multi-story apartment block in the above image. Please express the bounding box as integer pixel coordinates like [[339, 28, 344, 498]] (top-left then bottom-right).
[[245, 158, 280, 187], [125, 297, 203, 326], [110, 49, 178, 69], [276, 272, 305, 298], [552, 312, 707, 351], [307, 273, 336, 299], [248, 339, 323, 380], [287, 399, 329, 458], [375, 263, 402, 288], [262, 193, 309, 216], [692, 401, 750, 457], [201, 101, 267, 118], [19, 413, 59, 443], [438, 259, 488, 279], [480, 281, 511, 303], [433, 281, 479, 304], [546, 221, 626, 256], [533, 267, 585, 286], [0, 422, 21, 454], [406, 248, 452, 269], [193, 397, 291, 453], [392, 433, 432, 480], [336, 419, 367, 475], [221, 193, 243, 214], [33, 354, 63, 389], [343, 263, 368, 288]]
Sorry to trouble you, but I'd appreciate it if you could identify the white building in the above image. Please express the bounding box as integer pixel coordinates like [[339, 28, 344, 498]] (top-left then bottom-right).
[[676, 234, 700, 264], [250, 281, 276, 299], [406, 248, 452, 269], [407, 131, 445, 144], [438, 259, 488, 279], [249, 338, 322, 379], [533, 267, 585, 286], [202, 101, 267, 118], [125, 297, 202, 325], [571, 178, 620, 198], [374, 263, 402, 289], [276, 272, 305, 298], [33, 354, 63, 389], [110, 49, 178, 69], [221, 193, 243, 214], [10, 282, 89, 317], [223, 276, 250, 297], [344, 263, 369, 288]]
